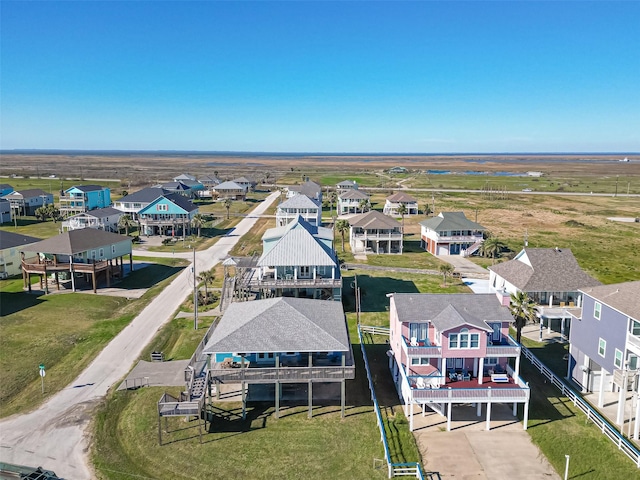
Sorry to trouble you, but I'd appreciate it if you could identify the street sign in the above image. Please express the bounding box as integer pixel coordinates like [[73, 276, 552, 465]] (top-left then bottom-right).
[[39, 364, 46, 393], [39, 369, 46, 377]]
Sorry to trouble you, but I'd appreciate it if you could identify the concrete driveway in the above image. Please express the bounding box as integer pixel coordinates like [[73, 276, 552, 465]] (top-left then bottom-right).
[[412, 404, 558, 479], [443, 255, 490, 279], [0, 191, 280, 479]]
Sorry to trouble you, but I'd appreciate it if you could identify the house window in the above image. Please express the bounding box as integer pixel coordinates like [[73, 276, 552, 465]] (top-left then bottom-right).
[[111, 245, 116, 254], [629, 319, 640, 336], [485, 357, 499, 366], [449, 329, 480, 349], [470, 334, 479, 348], [598, 338, 606, 357], [98, 248, 104, 258], [449, 333, 458, 349], [614, 349, 623, 369], [157, 204, 168, 211], [459, 329, 469, 348], [411, 357, 430, 365], [594, 302, 601, 320]]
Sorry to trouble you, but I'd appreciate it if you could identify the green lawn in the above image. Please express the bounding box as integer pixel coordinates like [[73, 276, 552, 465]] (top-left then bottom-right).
[[0, 257, 188, 417]]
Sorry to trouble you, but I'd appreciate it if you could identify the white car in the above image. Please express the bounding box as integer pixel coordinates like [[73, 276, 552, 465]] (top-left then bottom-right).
[[522, 188, 532, 192]]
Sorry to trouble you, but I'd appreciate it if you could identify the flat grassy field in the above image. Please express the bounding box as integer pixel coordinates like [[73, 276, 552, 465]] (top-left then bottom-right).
[[0, 257, 188, 417]]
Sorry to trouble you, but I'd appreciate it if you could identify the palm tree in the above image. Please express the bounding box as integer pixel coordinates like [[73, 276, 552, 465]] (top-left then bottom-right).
[[397, 203, 407, 233], [197, 269, 216, 305], [191, 213, 205, 237], [481, 237, 505, 263], [423, 204, 433, 216], [329, 191, 337, 217], [358, 199, 369, 213], [223, 198, 233, 219], [439, 263, 455, 286], [510, 291, 538, 343], [335, 219, 350, 253], [118, 214, 135, 236]]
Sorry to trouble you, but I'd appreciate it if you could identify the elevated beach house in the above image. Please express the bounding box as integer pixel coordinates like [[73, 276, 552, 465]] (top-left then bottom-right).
[[348, 210, 403, 254], [59, 185, 111, 217], [113, 187, 170, 218], [252, 216, 341, 301], [138, 193, 199, 237], [336, 179, 358, 193], [276, 194, 322, 227], [420, 212, 486, 256], [0, 231, 40, 278], [20, 229, 133, 294], [61, 207, 124, 233], [286, 180, 323, 203], [0, 199, 11, 224], [383, 192, 419, 216], [203, 297, 355, 419], [568, 281, 640, 433], [388, 293, 530, 431], [337, 189, 370, 215], [214, 181, 247, 200], [1, 189, 54, 216]]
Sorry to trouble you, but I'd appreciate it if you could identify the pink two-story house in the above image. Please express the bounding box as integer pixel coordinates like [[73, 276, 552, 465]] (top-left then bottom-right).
[[388, 293, 531, 431]]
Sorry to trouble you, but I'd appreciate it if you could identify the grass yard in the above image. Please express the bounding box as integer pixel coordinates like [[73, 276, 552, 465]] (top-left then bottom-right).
[[0, 257, 188, 417], [516, 337, 640, 479]]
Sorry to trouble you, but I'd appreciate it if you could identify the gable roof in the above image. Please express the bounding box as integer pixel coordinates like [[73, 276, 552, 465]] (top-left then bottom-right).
[[420, 212, 485, 232], [202, 297, 350, 354], [339, 189, 369, 201], [349, 210, 401, 229], [278, 194, 320, 209], [489, 248, 602, 292], [70, 207, 123, 220], [392, 293, 513, 331], [198, 175, 221, 184], [288, 180, 322, 197], [233, 176, 255, 184], [174, 173, 197, 181], [0, 184, 14, 192], [160, 181, 191, 191], [386, 192, 417, 203], [25, 229, 131, 255], [0, 230, 41, 250], [117, 187, 169, 203], [66, 185, 106, 193], [139, 193, 198, 214], [262, 217, 333, 243], [580, 281, 640, 321], [3, 189, 50, 199], [337, 180, 357, 187], [215, 180, 245, 191], [259, 216, 336, 267]]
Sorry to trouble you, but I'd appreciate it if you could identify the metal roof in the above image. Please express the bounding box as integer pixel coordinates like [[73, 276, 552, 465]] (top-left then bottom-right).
[[202, 297, 350, 354], [258, 217, 337, 267], [420, 212, 486, 232], [392, 293, 513, 332], [278, 194, 320, 209], [262, 217, 333, 242], [580, 281, 640, 320], [66, 184, 106, 193], [489, 248, 601, 292]]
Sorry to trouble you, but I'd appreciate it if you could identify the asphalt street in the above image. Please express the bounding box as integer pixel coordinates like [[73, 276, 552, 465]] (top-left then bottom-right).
[[0, 191, 279, 479]]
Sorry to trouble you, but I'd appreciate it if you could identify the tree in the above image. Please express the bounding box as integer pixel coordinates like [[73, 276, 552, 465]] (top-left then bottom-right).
[[197, 269, 216, 305], [223, 198, 233, 219], [48, 205, 60, 223], [439, 263, 455, 286], [335, 219, 350, 253], [329, 191, 337, 217], [358, 199, 369, 213], [481, 237, 505, 263], [510, 291, 538, 343], [397, 203, 408, 233], [423, 203, 433, 216], [121, 190, 129, 197], [191, 213, 205, 237], [35, 206, 48, 222], [118, 214, 135, 236]]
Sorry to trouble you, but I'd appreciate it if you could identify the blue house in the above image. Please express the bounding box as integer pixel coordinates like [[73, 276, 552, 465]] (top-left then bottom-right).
[[138, 193, 198, 236], [0, 184, 14, 197], [568, 281, 640, 427], [59, 185, 111, 216]]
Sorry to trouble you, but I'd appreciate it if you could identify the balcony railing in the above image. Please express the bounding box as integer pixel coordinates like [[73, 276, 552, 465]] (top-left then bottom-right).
[[402, 336, 442, 357], [627, 334, 640, 351], [208, 365, 356, 383], [431, 234, 483, 242], [139, 218, 190, 225], [253, 275, 341, 288], [486, 335, 521, 357], [352, 232, 402, 241], [411, 385, 529, 403]]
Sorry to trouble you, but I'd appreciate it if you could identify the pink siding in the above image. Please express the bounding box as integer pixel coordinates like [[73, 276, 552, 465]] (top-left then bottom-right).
[[441, 325, 488, 358]]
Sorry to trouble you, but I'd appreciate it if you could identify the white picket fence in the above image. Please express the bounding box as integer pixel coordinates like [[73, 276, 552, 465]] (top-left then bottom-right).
[[521, 345, 640, 468]]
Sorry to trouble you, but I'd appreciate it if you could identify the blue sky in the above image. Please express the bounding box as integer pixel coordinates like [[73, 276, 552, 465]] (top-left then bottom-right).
[[1, 1, 639, 153]]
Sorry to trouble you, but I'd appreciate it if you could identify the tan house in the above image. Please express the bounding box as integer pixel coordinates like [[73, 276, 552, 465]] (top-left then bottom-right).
[[348, 210, 403, 254]]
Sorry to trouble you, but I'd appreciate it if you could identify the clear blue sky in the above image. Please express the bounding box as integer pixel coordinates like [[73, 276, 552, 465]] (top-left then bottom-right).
[[1, 1, 639, 153]]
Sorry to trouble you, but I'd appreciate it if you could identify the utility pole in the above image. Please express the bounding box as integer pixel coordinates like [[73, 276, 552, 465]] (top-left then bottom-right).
[[615, 175, 619, 197], [192, 247, 198, 330]]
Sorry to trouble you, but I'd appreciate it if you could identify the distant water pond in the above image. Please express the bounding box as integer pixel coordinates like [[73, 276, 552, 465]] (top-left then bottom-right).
[[426, 170, 526, 176]]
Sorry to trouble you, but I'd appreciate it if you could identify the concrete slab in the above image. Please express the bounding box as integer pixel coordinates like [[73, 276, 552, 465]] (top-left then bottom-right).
[[117, 360, 190, 391], [442, 255, 489, 279], [463, 278, 492, 294]]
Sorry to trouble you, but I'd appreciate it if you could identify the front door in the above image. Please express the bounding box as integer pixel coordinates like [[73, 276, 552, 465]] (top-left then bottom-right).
[[299, 266, 311, 278]]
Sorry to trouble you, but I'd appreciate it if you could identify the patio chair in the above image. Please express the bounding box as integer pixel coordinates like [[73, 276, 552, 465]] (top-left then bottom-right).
[[410, 337, 419, 347], [462, 369, 471, 381], [448, 370, 457, 381], [416, 377, 427, 389]]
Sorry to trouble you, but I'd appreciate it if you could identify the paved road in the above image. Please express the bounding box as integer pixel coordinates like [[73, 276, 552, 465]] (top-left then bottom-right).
[[0, 191, 280, 479]]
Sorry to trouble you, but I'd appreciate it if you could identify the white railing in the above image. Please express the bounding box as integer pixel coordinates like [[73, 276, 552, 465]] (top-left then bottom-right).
[[521, 345, 640, 468], [359, 325, 391, 336]]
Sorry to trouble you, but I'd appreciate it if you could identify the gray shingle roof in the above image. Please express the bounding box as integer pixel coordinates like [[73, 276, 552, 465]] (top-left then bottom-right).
[[339, 189, 369, 201], [202, 297, 350, 354], [349, 210, 401, 229], [337, 180, 357, 187], [3, 189, 49, 199], [580, 281, 640, 321], [258, 217, 337, 267], [288, 180, 321, 197], [215, 181, 245, 191], [489, 248, 601, 292], [69, 207, 122, 220], [279, 195, 320, 209], [118, 187, 169, 203], [164, 193, 198, 212], [420, 212, 486, 232], [67, 185, 106, 193], [386, 192, 417, 203], [392, 293, 513, 332], [23, 229, 132, 255], [0, 231, 41, 250]]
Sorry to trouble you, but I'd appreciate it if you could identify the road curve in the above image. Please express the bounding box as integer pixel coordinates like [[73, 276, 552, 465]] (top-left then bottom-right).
[[0, 191, 280, 479]]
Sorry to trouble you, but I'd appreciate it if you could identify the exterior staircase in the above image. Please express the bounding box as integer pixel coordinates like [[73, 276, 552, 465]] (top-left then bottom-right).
[[462, 239, 484, 257]]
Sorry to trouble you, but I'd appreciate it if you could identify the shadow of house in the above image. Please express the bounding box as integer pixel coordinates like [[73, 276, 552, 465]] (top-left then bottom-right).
[[0, 291, 45, 316], [342, 274, 419, 313]]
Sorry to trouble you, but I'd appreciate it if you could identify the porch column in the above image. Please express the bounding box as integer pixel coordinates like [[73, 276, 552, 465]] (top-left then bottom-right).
[[523, 397, 530, 430], [539, 319, 543, 342], [478, 358, 484, 385], [446, 400, 452, 431], [43, 267, 49, 294], [331, 267, 335, 280], [294, 268, 297, 280], [92, 262, 97, 293], [561, 314, 566, 340], [617, 370, 628, 426], [409, 403, 414, 431], [634, 392, 640, 440], [308, 352, 313, 418], [485, 388, 492, 431], [513, 403, 518, 416], [55, 271, 59, 291], [473, 358, 478, 378], [515, 355, 521, 379], [129, 253, 133, 272], [275, 353, 280, 419], [241, 381, 246, 419], [313, 267, 316, 280], [341, 353, 346, 418], [70, 259, 76, 292], [598, 369, 607, 408], [477, 402, 482, 417], [549, 294, 553, 307]]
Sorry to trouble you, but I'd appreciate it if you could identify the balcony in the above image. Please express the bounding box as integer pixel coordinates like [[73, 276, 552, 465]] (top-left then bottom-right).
[[208, 364, 356, 384], [402, 336, 442, 357], [431, 234, 483, 243], [252, 274, 342, 289], [486, 335, 521, 357], [352, 232, 402, 241]]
